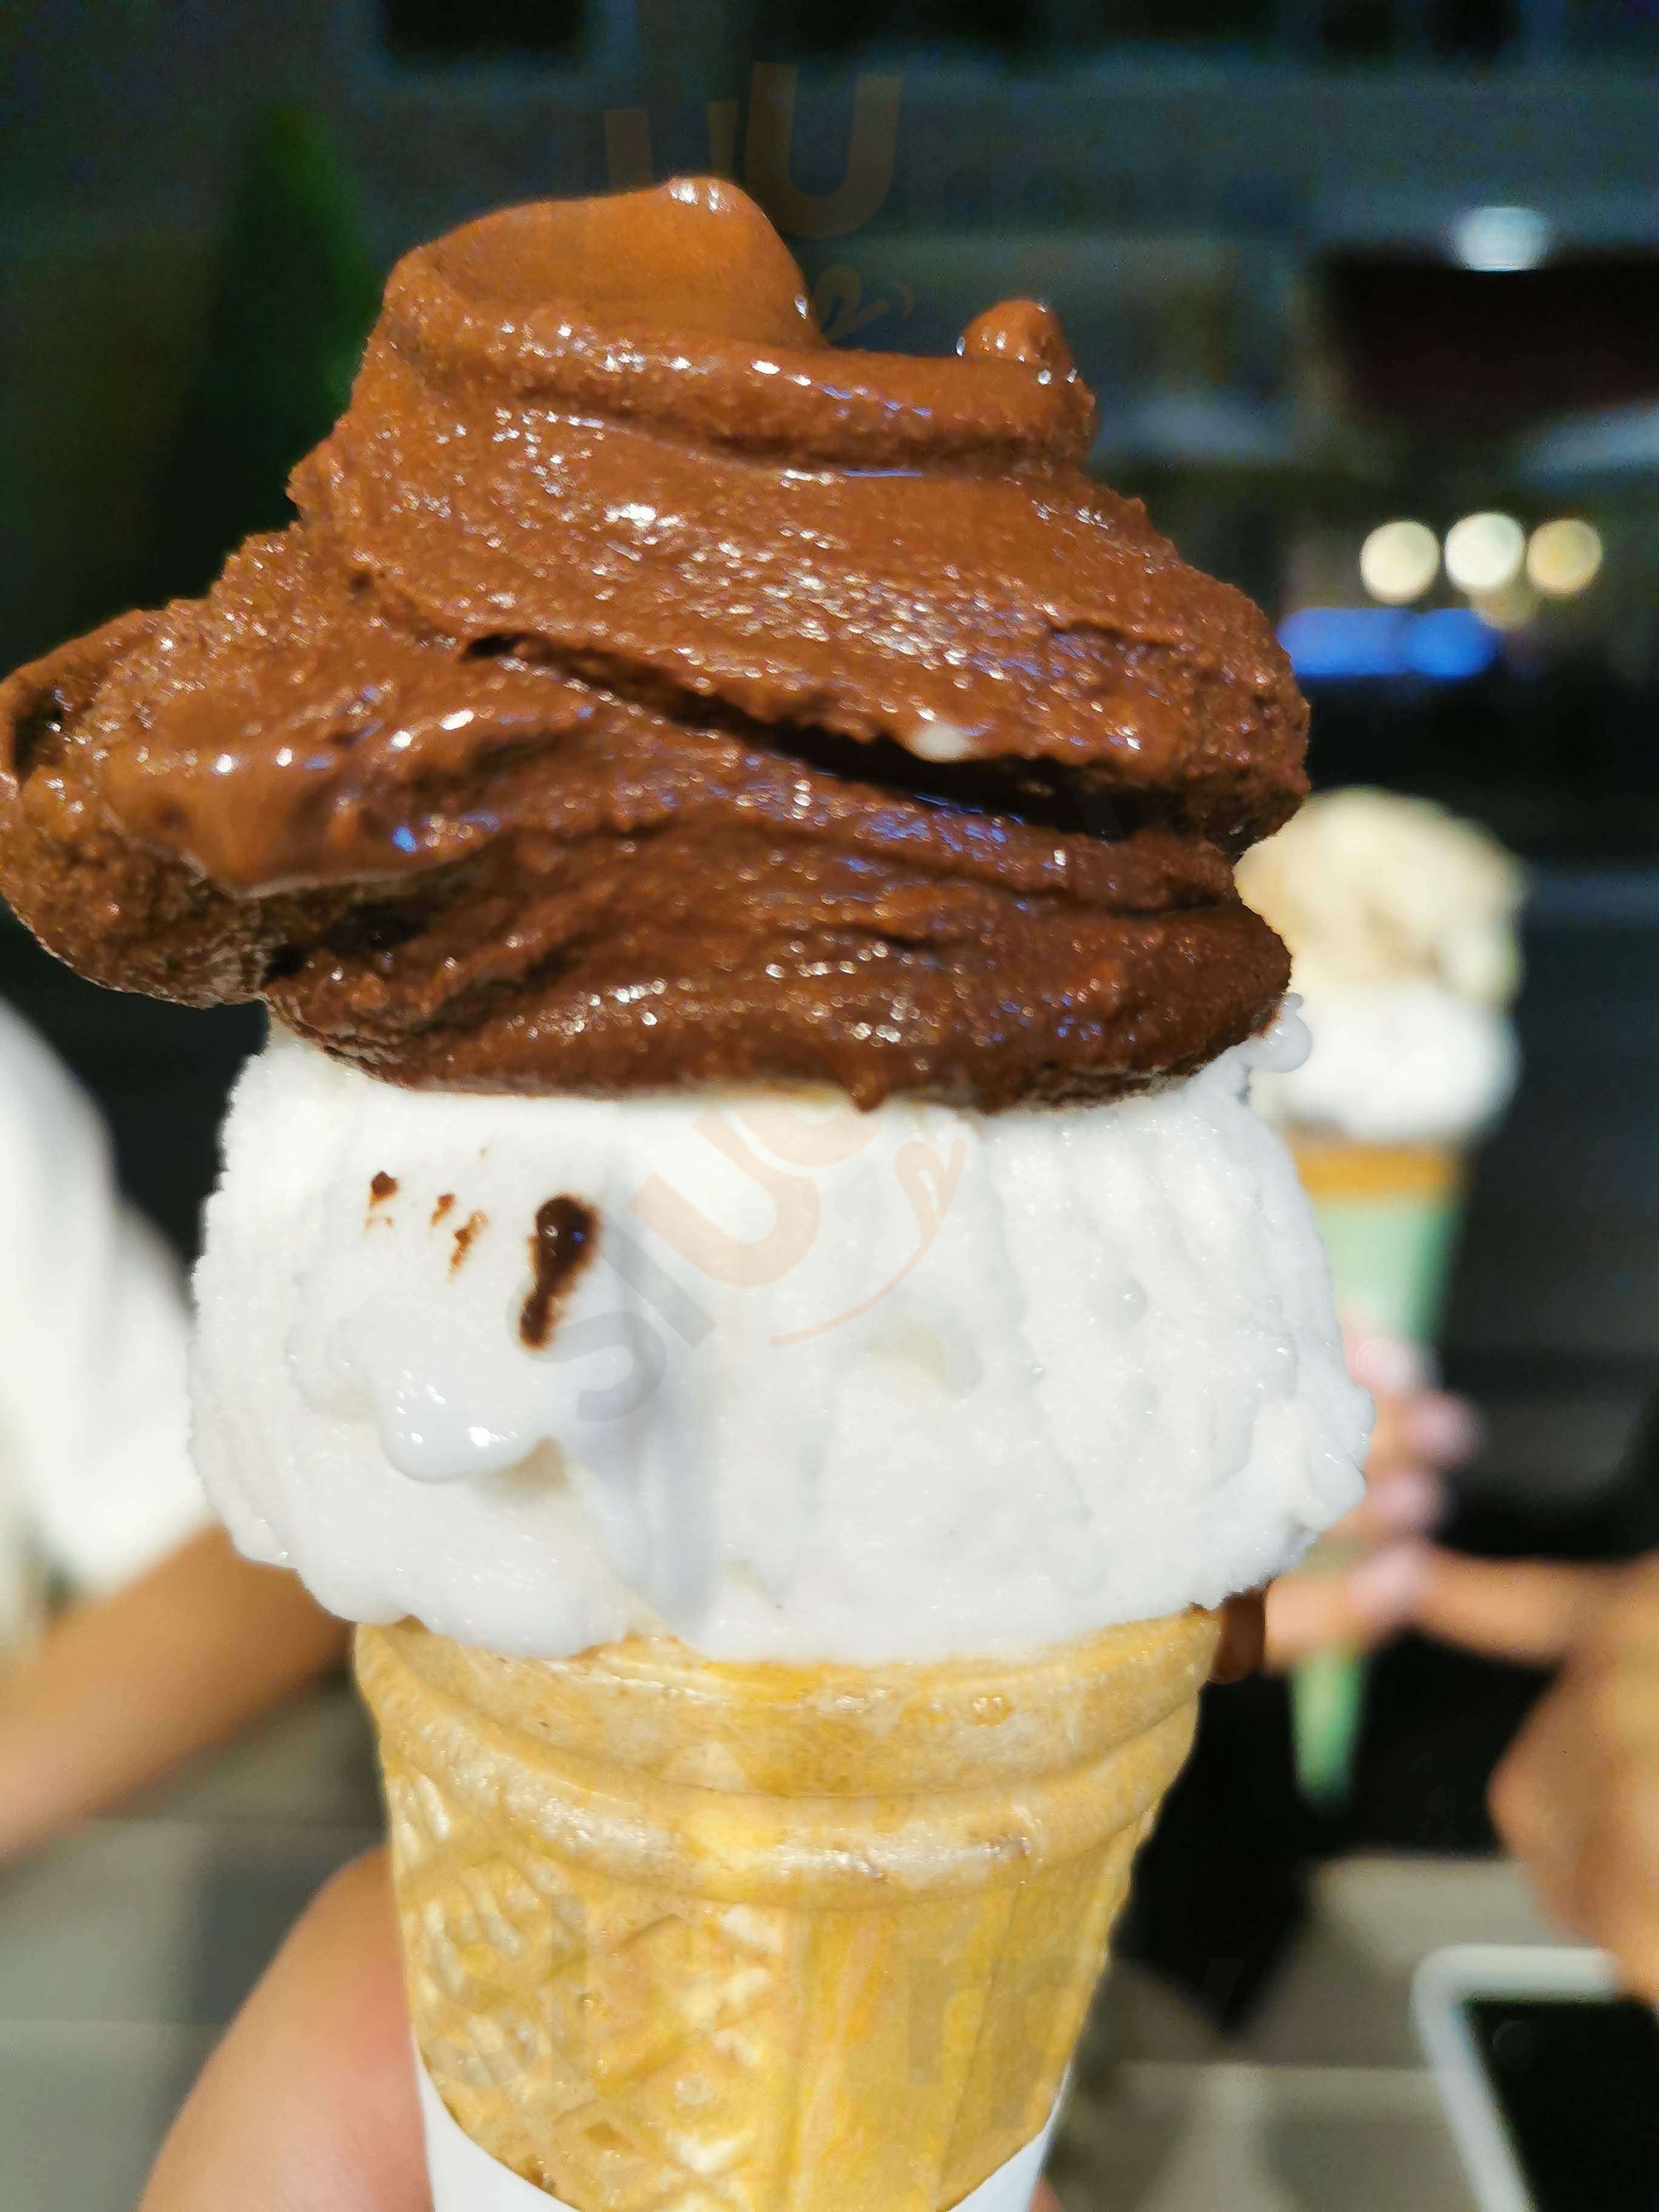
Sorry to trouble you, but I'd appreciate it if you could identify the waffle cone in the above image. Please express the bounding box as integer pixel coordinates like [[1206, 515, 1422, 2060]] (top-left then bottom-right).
[[356, 1609, 1219, 2210], [1289, 1135, 1465, 1206]]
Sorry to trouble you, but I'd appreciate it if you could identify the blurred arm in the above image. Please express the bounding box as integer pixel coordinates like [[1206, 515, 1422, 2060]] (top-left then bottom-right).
[[1410, 1550, 1617, 1664], [0, 1526, 349, 1862]]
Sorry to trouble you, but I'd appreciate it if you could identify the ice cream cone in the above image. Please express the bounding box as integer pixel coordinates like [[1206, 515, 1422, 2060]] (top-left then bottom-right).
[[0, 172, 1371, 2212], [1290, 1137, 1467, 1346], [1287, 1139, 1467, 1804], [356, 1609, 1219, 2210]]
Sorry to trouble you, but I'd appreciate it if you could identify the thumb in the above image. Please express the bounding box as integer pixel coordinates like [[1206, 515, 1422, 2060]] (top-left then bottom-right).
[[1410, 1552, 1615, 1667]]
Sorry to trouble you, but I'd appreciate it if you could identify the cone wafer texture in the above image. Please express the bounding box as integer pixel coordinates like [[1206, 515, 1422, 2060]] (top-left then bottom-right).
[[358, 1612, 1218, 2210]]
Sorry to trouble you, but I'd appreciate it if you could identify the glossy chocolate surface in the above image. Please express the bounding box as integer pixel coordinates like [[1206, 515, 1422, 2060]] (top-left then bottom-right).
[[0, 179, 1302, 1107]]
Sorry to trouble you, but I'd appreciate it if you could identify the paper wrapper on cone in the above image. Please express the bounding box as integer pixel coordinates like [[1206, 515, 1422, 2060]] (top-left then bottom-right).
[[1290, 1138, 1467, 1347], [355, 1609, 1219, 2211], [412, 2048, 1066, 2211]]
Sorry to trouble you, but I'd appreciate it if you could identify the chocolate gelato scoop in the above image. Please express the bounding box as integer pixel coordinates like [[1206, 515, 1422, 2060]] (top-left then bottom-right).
[[0, 179, 1304, 1108]]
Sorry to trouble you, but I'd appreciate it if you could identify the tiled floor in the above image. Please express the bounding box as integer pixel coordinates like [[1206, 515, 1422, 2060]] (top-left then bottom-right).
[[0, 2021, 215, 2212], [0, 1689, 379, 2212], [1050, 1860, 1560, 2209], [1055, 2065, 1475, 2212]]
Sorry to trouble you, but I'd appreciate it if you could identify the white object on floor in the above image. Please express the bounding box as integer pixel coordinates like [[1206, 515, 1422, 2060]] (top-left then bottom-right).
[[1413, 1943, 1637, 2212], [416, 2053, 1064, 2211]]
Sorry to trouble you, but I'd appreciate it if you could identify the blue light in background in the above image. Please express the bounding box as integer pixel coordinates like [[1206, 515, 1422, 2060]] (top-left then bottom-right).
[[1279, 608, 1409, 680], [1279, 606, 1501, 684], [1403, 608, 1503, 681]]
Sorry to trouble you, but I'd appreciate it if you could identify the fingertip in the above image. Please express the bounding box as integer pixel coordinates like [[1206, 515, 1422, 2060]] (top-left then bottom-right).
[[1346, 1329, 1429, 1400], [1404, 1392, 1484, 1467], [1348, 1543, 1434, 1629], [1368, 1465, 1447, 1535]]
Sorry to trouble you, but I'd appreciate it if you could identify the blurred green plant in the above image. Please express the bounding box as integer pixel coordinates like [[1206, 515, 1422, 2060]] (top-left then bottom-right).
[[151, 106, 381, 598]]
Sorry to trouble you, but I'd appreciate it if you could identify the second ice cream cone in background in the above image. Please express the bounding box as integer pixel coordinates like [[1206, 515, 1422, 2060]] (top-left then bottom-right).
[[1240, 787, 1524, 1347], [358, 1612, 1217, 2210], [1240, 789, 1523, 1800], [1290, 1136, 1467, 1344]]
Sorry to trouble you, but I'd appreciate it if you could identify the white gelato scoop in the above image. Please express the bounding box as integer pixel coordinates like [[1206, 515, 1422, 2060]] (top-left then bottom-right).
[[1238, 788, 1524, 1145], [192, 1021, 1369, 1664]]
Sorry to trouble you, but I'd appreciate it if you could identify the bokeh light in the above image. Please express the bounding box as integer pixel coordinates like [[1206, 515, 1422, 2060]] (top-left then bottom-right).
[[1445, 512, 1526, 595], [1359, 520, 1441, 605], [1527, 518, 1604, 598], [1451, 205, 1553, 272], [1471, 580, 1540, 632]]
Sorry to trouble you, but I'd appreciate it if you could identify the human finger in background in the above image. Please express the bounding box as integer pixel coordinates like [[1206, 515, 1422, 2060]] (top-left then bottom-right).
[[1344, 1326, 1484, 1476], [141, 1850, 426, 2212], [1342, 1324, 1430, 1404], [1264, 1326, 1478, 1671], [1409, 1552, 1614, 1667], [1325, 1463, 1446, 1546], [1032, 2184, 1062, 2210], [1367, 1392, 1483, 1476], [1263, 1543, 1434, 1670]]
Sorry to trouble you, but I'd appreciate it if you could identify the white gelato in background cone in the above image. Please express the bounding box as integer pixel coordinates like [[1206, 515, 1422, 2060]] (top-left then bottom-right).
[[1240, 791, 1522, 1347], [1238, 787, 1524, 1160]]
